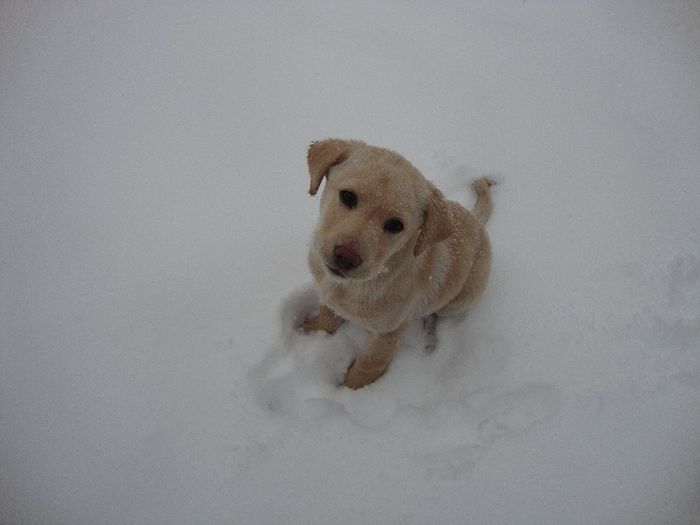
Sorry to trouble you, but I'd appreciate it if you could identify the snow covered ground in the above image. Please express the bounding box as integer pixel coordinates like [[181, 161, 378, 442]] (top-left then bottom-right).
[[2, 1, 699, 523]]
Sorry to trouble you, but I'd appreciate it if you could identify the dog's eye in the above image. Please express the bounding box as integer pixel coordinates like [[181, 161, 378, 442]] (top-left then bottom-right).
[[384, 218, 404, 233], [339, 190, 357, 208]]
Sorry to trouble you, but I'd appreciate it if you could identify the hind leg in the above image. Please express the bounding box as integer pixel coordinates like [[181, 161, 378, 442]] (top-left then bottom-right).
[[423, 314, 439, 353], [436, 236, 491, 317]]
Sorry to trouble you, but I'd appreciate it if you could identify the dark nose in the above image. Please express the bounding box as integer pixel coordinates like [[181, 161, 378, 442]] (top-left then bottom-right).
[[334, 244, 362, 271]]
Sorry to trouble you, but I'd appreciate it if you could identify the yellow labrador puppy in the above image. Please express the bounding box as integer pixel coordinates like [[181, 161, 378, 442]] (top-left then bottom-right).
[[303, 139, 493, 389]]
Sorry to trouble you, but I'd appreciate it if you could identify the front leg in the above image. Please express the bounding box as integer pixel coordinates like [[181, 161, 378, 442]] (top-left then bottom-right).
[[302, 304, 345, 334], [342, 324, 407, 389]]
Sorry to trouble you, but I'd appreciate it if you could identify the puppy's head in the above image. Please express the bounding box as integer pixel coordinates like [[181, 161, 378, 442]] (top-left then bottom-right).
[[307, 139, 453, 281]]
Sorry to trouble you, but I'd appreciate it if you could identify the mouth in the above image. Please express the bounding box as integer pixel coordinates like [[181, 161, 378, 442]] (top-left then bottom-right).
[[326, 264, 346, 278]]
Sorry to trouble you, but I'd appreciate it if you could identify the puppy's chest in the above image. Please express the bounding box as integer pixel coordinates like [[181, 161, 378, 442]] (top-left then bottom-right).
[[321, 282, 405, 332]]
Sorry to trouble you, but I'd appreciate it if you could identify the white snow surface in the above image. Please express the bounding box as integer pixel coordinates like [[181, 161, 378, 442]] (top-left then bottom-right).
[[2, 2, 700, 524]]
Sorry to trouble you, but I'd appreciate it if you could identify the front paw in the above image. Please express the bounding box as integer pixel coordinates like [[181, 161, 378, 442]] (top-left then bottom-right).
[[301, 313, 323, 333], [301, 307, 344, 334], [341, 360, 386, 390]]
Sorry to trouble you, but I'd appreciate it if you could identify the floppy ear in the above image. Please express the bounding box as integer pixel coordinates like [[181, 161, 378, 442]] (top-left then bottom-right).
[[307, 139, 352, 196], [413, 184, 454, 257]]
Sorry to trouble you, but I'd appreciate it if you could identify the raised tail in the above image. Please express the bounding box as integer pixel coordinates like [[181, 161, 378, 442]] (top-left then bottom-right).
[[471, 177, 495, 224]]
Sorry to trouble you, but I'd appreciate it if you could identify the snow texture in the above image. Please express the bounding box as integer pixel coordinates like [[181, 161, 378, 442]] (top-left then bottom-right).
[[2, 1, 700, 524]]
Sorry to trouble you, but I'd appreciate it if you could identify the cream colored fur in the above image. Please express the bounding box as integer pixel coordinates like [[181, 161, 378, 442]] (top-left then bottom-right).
[[303, 139, 493, 389]]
